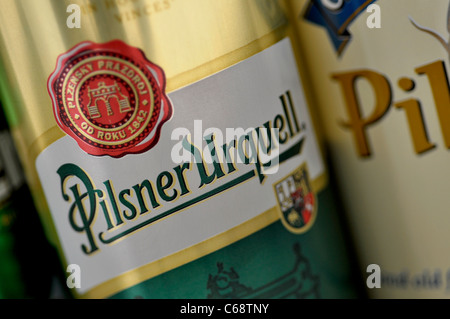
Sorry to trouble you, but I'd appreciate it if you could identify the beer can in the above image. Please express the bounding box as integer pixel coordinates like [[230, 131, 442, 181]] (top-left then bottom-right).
[[0, 0, 360, 298], [0, 103, 67, 299], [293, 0, 450, 298]]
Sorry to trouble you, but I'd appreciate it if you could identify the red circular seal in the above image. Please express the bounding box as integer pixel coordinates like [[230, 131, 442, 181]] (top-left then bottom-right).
[[48, 40, 173, 158]]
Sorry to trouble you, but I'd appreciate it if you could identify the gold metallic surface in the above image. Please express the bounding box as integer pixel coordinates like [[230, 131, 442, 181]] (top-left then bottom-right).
[[0, 0, 288, 231]]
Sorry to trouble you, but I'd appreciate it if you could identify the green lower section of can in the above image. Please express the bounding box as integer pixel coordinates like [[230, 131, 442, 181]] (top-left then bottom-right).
[[0, 187, 70, 299], [0, 202, 25, 298], [110, 185, 360, 299]]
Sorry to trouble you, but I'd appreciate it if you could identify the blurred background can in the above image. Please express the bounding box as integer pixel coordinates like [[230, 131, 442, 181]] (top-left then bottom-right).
[[0, 0, 361, 298], [0, 103, 67, 299], [292, 0, 450, 298]]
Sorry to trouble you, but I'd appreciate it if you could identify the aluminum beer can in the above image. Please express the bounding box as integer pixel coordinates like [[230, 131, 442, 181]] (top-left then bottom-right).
[[293, 0, 450, 298], [0, 0, 360, 298]]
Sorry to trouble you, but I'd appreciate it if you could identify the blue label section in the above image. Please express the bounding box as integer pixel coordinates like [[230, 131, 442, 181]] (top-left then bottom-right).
[[303, 0, 377, 54]]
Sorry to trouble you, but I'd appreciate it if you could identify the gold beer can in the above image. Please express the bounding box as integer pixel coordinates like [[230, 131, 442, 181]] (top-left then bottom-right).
[[0, 0, 360, 298], [293, 0, 450, 298]]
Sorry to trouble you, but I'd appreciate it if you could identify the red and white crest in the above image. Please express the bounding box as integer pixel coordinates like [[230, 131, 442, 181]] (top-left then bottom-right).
[[48, 40, 172, 158]]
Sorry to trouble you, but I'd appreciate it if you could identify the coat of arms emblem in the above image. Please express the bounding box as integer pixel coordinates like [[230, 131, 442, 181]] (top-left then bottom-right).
[[273, 164, 316, 234]]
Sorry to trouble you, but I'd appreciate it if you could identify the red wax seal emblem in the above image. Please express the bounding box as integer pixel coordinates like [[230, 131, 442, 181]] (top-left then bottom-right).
[[48, 40, 172, 157]]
